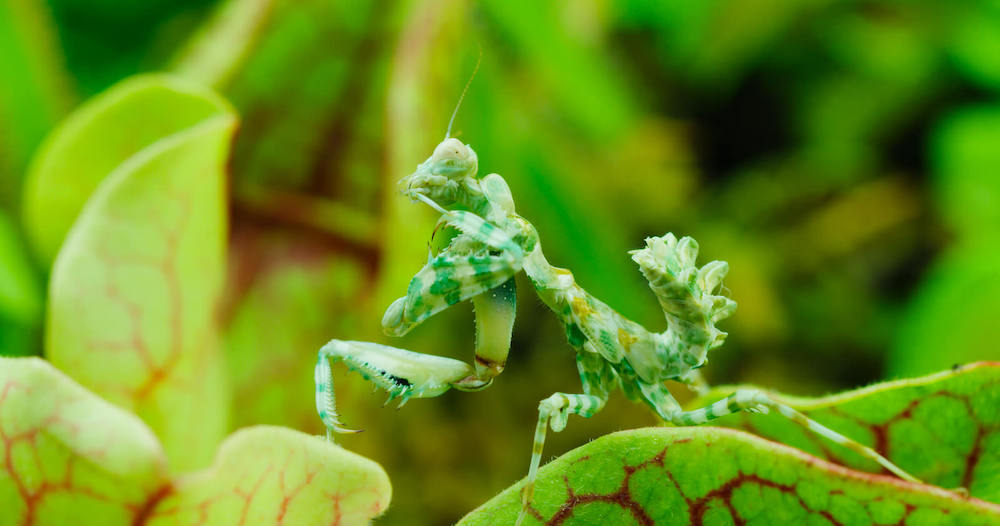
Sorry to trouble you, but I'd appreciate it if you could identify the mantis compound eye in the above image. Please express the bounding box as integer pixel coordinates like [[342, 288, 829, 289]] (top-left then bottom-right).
[[433, 138, 470, 161]]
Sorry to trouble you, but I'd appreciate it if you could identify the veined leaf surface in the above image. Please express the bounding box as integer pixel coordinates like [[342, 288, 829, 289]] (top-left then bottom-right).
[[461, 427, 1000, 525]]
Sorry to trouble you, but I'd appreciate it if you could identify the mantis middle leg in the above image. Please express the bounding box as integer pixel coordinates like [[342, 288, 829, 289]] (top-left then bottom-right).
[[516, 351, 616, 526]]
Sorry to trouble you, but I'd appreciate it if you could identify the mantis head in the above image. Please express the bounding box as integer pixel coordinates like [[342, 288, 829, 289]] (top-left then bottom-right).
[[399, 138, 480, 208]]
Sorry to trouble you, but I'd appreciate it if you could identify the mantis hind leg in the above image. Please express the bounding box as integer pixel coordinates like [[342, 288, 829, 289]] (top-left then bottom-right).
[[668, 389, 922, 484]]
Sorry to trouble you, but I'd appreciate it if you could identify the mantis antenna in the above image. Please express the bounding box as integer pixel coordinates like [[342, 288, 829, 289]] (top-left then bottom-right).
[[444, 47, 483, 140]]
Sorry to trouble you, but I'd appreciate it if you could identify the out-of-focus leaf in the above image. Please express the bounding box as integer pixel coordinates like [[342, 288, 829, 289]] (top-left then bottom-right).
[[171, 0, 276, 89], [691, 363, 1000, 502], [950, 5, 1000, 91], [0, 357, 168, 526], [0, 212, 41, 325], [224, 256, 366, 430], [891, 246, 1000, 376], [887, 105, 1000, 376], [206, 0, 381, 191], [613, 0, 821, 90], [44, 0, 218, 96], [931, 105, 1000, 235], [0, 211, 42, 356], [22, 74, 232, 264], [461, 427, 1000, 525], [1, 359, 391, 526], [46, 81, 236, 471], [146, 426, 391, 526], [0, 0, 74, 201], [481, 0, 634, 142]]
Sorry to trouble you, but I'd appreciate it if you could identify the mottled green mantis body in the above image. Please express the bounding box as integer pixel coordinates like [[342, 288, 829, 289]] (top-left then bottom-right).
[[314, 135, 922, 523]]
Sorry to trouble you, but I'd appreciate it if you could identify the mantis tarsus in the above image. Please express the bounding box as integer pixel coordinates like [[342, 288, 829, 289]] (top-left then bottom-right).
[[314, 133, 923, 524]]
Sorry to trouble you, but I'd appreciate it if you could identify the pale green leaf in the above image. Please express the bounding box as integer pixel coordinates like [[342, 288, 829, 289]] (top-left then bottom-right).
[[22, 74, 232, 263], [146, 426, 391, 526], [46, 84, 236, 471], [0, 357, 168, 526]]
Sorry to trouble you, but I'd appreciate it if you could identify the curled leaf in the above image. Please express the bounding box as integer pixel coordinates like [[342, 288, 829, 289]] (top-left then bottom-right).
[[46, 76, 236, 471], [22, 74, 232, 263], [146, 426, 391, 526]]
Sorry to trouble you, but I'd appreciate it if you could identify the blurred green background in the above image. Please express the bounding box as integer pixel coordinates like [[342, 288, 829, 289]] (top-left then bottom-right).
[[2, 0, 999, 523]]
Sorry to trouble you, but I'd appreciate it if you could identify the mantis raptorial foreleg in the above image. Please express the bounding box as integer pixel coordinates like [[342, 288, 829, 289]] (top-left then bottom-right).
[[382, 205, 524, 337], [317, 205, 525, 438], [315, 340, 482, 435], [382, 251, 519, 337]]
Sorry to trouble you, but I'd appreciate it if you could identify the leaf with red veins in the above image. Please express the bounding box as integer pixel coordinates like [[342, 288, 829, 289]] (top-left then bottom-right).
[[45, 76, 237, 472], [22, 74, 233, 264], [0, 357, 169, 526], [146, 426, 391, 526], [689, 362, 1000, 503], [461, 427, 1000, 526]]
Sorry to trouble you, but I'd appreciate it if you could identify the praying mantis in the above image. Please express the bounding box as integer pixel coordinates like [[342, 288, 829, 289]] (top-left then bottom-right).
[[313, 115, 923, 526]]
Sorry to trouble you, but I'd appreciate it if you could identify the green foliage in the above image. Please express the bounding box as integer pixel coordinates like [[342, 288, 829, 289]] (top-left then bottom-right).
[[931, 106, 1000, 237], [0, 358, 391, 526], [41, 75, 234, 471], [691, 363, 1000, 501], [22, 74, 232, 264], [0, 74, 392, 524], [145, 426, 391, 526], [4, 0, 1000, 524], [890, 106, 1000, 376], [462, 427, 1000, 525], [0, 211, 42, 356], [0, 357, 166, 525], [224, 260, 367, 429], [0, 0, 73, 202]]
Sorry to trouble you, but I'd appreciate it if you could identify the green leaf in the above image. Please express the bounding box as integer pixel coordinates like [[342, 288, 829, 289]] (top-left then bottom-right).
[[0, 210, 43, 356], [22, 74, 232, 264], [1, 358, 392, 526], [146, 426, 391, 526], [0, 357, 168, 526], [480, 0, 635, 142], [0, 0, 74, 201], [170, 0, 275, 89], [690, 363, 1000, 502], [930, 104, 1000, 235], [460, 427, 1000, 525], [950, 4, 1000, 92], [46, 81, 237, 471], [890, 245, 1000, 376], [183, 0, 382, 191]]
